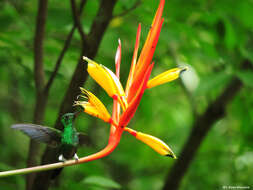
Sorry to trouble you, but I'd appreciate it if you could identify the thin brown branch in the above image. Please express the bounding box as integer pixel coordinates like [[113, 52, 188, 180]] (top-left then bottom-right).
[[70, 0, 87, 45], [33, 0, 47, 94], [113, 0, 141, 18], [27, 0, 49, 189], [44, 27, 75, 93], [162, 59, 252, 190], [44, 0, 87, 93]]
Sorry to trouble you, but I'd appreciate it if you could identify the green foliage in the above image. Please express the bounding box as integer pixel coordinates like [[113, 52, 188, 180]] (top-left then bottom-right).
[[82, 176, 121, 189], [236, 71, 253, 88], [0, 0, 253, 189]]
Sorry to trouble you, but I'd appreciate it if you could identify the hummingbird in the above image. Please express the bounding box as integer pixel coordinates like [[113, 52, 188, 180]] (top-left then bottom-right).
[[11, 112, 90, 162]]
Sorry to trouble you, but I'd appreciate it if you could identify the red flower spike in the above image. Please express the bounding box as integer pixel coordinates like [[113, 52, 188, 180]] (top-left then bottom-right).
[[125, 23, 141, 98], [128, 18, 164, 100], [127, 0, 165, 100], [119, 62, 154, 127], [111, 39, 122, 135]]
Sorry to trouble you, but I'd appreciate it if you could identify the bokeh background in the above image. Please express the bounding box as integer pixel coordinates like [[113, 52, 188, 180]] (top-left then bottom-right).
[[0, 0, 253, 189]]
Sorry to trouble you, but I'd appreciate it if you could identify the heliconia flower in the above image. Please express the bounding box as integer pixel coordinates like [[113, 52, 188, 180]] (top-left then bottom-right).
[[74, 0, 186, 164]]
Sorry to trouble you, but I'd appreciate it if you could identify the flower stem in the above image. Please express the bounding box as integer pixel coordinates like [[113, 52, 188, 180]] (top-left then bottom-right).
[[0, 161, 69, 177]]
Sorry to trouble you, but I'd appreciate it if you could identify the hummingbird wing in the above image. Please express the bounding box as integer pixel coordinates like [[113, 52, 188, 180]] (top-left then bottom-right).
[[77, 132, 92, 146], [11, 124, 62, 148]]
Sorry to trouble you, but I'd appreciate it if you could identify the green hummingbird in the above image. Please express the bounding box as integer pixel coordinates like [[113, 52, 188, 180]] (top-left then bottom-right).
[[11, 112, 90, 162]]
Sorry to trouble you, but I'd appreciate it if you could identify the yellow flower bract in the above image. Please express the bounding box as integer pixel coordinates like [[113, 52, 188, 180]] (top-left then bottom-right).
[[136, 131, 176, 158], [147, 67, 188, 89], [74, 88, 112, 123], [84, 56, 128, 111], [124, 127, 176, 158]]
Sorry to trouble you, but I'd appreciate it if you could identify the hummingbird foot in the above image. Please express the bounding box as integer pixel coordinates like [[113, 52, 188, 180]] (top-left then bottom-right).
[[58, 154, 67, 162], [74, 153, 79, 161]]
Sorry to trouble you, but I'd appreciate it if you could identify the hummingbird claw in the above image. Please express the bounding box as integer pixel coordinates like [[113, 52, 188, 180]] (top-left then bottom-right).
[[74, 153, 79, 161], [58, 154, 67, 162]]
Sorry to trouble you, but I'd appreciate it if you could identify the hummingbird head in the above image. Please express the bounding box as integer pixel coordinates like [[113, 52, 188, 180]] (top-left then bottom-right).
[[61, 112, 77, 126]]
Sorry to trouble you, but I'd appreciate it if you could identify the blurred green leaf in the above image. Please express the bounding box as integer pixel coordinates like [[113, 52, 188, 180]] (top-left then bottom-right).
[[224, 19, 237, 50], [236, 1, 253, 28], [236, 71, 253, 88], [195, 71, 232, 95], [0, 163, 15, 171], [82, 176, 121, 189]]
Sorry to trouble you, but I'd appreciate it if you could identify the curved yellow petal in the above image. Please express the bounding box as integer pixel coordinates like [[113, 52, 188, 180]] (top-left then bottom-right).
[[147, 67, 188, 89], [74, 88, 113, 124], [102, 66, 128, 110], [136, 132, 176, 158], [74, 102, 101, 119], [83, 56, 128, 110], [124, 127, 176, 158]]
